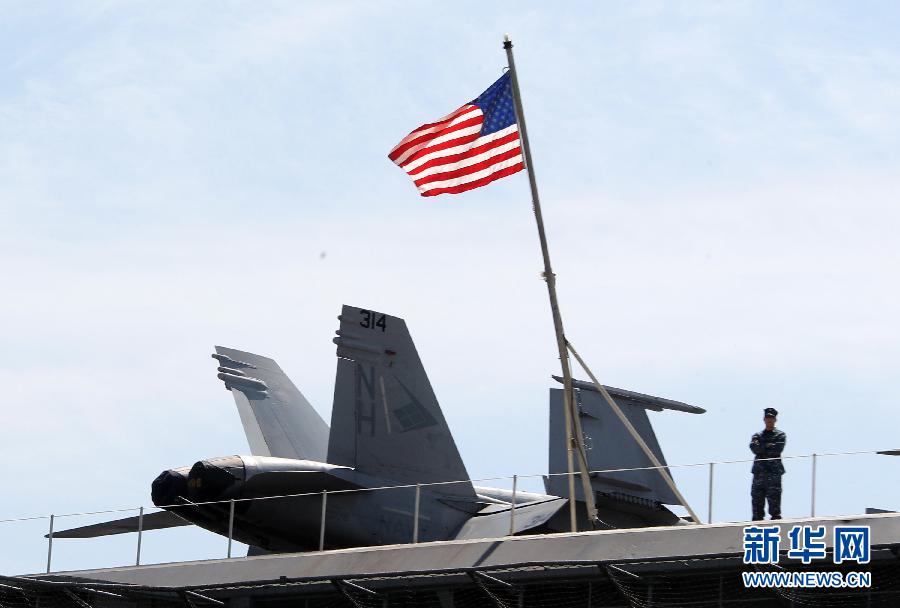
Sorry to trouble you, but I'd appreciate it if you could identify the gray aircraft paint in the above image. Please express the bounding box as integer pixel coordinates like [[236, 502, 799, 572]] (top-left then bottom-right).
[[53, 304, 703, 549], [548, 386, 692, 506], [214, 347, 329, 462], [50, 511, 191, 539], [330, 305, 476, 499]]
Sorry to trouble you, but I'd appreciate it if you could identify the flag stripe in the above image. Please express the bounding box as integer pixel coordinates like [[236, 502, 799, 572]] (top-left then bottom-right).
[[420, 161, 524, 197], [395, 128, 482, 169], [418, 153, 523, 191], [388, 105, 479, 161], [414, 143, 523, 187], [406, 128, 520, 177], [391, 120, 484, 167], [390, 113, 483, 165], [392, 104, 475, 148]]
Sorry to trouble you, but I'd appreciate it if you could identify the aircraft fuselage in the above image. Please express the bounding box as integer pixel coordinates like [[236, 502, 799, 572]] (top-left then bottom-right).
[[151, 455, 473, 551]]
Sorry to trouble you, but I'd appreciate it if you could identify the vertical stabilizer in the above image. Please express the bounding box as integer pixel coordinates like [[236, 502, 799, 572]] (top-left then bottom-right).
[[214, 347, 329, 461], [328, 305, 476, 499], [548, 386, 682, 505]]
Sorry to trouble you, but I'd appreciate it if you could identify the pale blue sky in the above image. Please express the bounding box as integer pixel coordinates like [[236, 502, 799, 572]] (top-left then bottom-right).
[[2, 2, 899, 573]]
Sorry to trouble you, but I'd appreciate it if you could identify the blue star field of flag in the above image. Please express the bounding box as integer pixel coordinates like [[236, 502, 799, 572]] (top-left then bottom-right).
[[473, 72, 517, 136]]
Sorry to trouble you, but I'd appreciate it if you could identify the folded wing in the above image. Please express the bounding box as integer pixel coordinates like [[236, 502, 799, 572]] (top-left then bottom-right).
[[214, 347, 329, 461]]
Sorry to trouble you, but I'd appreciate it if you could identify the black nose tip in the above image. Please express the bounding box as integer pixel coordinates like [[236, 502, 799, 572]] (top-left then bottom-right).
[[151, 469, 188, 506]]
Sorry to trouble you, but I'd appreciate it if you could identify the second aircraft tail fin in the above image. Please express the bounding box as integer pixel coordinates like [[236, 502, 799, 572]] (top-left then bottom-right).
[[548, 382, 704, 506]]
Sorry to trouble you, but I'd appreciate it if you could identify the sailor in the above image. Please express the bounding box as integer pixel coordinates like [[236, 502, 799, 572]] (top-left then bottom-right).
[[750, 407, 786, 520]]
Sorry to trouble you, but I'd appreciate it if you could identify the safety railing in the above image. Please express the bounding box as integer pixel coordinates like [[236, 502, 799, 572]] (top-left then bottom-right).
[[1, 448, 896, 575]]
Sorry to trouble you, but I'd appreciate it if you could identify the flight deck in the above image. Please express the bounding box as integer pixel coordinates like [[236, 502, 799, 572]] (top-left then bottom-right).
[[7, 512, 900, 608]]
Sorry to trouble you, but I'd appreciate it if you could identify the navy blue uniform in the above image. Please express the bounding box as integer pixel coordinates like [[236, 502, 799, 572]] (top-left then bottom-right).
[[750, 428, 786, 520]]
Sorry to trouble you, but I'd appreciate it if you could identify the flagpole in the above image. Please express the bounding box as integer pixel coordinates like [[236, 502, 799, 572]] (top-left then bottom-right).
[[503, 34, 597, 531]]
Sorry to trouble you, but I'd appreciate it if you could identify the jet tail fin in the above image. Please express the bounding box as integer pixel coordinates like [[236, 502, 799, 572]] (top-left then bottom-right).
[[548, 383, 703, 505], [328, 305, 476, 499], [214, 347, 329, 461]]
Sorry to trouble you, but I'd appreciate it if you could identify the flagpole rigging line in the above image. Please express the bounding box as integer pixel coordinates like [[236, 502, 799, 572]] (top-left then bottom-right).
[[566, 340, 702, 525], [502, 34, 598, 531]]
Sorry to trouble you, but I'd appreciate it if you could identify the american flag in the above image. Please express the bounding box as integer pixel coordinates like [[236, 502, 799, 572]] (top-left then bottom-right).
[[389, 72, 523, 197]]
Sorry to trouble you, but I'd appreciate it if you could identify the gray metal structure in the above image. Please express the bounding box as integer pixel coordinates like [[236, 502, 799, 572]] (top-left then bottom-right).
[[51, 304, 705, 553], [547, 380, 705, 529], [17, 514, 900, 607]]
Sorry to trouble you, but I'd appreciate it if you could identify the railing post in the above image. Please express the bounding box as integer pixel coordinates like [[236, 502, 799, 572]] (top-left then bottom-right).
[[509, 475, 518, 535], [412, 484, 421, 543], [46, 514, 54, 574], [319, 491, 328, 551], [135, 506, 144, 565], [707, 462, 714, 524], [227, 499, 235, 558], [810, 453, 817, 517]]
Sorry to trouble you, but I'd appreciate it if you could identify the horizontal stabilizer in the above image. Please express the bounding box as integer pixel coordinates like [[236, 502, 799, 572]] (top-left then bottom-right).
[[471, 486, 558, 505], [552, 376, 705, 414], [49, 510, 190, 539], [214, 347, 329, 461], [453, 498, 567, 540]]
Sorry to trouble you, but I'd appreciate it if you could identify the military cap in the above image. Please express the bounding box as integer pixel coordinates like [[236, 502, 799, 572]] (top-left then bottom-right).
[[764, 407, 778, 418]]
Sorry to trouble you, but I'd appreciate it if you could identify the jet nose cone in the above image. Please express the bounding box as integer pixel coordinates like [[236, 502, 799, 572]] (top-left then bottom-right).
[[187, 456, 246, 502], [151, 468, 189, 507]]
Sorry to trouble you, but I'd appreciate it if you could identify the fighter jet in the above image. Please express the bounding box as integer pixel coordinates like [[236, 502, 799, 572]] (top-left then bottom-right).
[[52, 305, 704, 552]]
